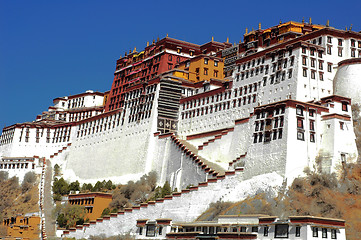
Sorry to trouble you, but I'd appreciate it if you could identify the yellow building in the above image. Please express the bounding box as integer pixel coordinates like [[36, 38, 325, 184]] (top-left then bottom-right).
[[2, 214, 40, 240], [176, 55, 224, 83], [68, 192, 112, 221]]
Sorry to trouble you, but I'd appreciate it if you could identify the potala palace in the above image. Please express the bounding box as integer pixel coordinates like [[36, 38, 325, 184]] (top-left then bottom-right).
[[1, 20, 361, 239]]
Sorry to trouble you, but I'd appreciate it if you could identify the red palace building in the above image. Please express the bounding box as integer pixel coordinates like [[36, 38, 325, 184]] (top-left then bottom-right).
[[105, 37, 232, 112]]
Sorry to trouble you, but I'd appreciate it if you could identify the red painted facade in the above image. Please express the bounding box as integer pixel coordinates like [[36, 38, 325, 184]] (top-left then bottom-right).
[[104, 37, 231, 112]]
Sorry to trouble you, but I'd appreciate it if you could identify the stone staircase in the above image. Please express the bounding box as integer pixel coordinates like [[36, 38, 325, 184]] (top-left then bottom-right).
[[62, 167, 245, 239], [228, 153, 247, 170], [197, 128, 234, 151]]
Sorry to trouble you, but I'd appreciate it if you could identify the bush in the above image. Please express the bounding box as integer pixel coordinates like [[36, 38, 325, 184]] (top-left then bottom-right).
[[101, 208, 111, 217], [23, 193, 32, 203], [0, 171, 9, 181], [56, 205, 86, 229], [23, 172, 37, 184], [53, 193, 62, 202]]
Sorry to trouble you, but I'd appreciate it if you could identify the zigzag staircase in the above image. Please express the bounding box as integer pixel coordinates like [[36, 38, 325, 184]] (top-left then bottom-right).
[[63, 167, 244, 238], [197, 128, 233, 151]]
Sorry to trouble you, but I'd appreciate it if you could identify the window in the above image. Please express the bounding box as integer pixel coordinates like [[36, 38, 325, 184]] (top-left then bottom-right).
[[302, 47, 306, 54], [214, 61, 218, 67], [296, 107, 303, 116], [338, 39, 343, 46], [297, 131, 305, 141], [168, 55, 172, 61], [146, 225, 156, 237], [264, 226, 269, 236], [309, 109, 315, 117], [311, 71, 315, 79], [295, 226, 301, 237], [252, 226, 258, 232], [342, 102, 348, 111], [327, 36, 332, 43], [297, 119, 304, 129], [312, 227, 318, 237], [327, 46, 332, 55], [288, 69, 292, 79], [275, 224, 289, 238], [204, 58, 208, 65], [338, 48, 343, 57], [319, 72, 324, 81], [340, 121, 344, 130], [303, 69, 307, 77], [328, 63, 332, 72], [204, 68, 208, 75], [331, 229, 337, 239], [350, 48, 355, 58], [322, 228, 327, 238], [139, 227, 143, 235], [302, 57, 307, 66], [253, 134, 258, 143], [310, 133, 315, 142], [240, 227, 247, 232], [310, 120, 315, 131], [214, 70, 218, 78], [278, 129, 283, 139], [168, 63, 173, 70]]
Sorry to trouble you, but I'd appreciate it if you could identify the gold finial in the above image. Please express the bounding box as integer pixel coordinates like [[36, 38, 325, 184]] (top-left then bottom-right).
[[147, 41, 149, 47], [120, 54, 122, 58], [157, 37, 159, 42], [226, 37, 229, 43], [212, 36, 214, 41], [350, 24, 353, 31], [302, 17, 305, 23], [153, 39, 155, 44], [279, 20, 282, 24], [245, 28, 248, 34], [133, 47, 136, 53], [129, 50, 131, 54], [326, 20, 330, 27], [125, 52, 127, 56], [259, 22, 261, 30], [309, 17, 312, 24], [345, 26, 348, 31], [252, 27, 254, 32], [166, 33, 168, 37]]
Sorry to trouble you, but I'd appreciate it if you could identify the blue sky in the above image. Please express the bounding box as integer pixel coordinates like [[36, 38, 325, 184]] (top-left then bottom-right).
[[1, 0, 360, 129]]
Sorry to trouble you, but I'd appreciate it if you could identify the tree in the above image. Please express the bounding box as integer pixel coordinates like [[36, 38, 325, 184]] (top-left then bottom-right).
[[68, 181, 80, 192], [93, 181, 104, 192], [105, 180, 115, 190], [81, 183, 93, 192], [54, 164, 60, 177], [53, 178, 69, 195], [56, 204, 86, 229], [161, 181, 172, 197], [22, 172, 37, 193]]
